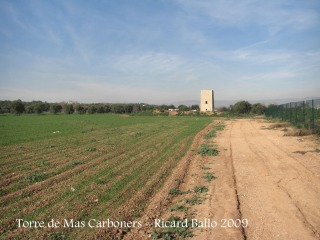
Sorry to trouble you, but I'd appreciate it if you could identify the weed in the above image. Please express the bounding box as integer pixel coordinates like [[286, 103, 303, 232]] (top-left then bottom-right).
[[215, 123, 225, 131], [132, 132, 143, 137], [0, 188, 9, 197], [269, 122, 291, 129], [175, 179, 184, 184], [201, 166, 211, 170], [184, 195, 204, 205], [48, 232, 67, 240], [197, 144, 219, 156], [169, 204, 188, 212], [194, 186, 208, 193], [38, 158, 49, 166], [25, 173, 45, 183], [203, 172, 216, 182], [169, 188, 190, 196], [17, 165, 32, 171], [151, 216, 193, 239], [69, 160, 83, 167], [203, 131, 216, 139], [84, 147, 96, 152]]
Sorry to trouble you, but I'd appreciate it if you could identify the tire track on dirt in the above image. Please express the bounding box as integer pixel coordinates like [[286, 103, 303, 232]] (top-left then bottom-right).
[[231, 119, 319, 240], [228, 121, 247, 240], [244, 120, 320, 237]]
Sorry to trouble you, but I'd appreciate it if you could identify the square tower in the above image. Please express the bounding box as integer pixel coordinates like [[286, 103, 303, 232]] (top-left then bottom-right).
[[200, 90, 214, 112]]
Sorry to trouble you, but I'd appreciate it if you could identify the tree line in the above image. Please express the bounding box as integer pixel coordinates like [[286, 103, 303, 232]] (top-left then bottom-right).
[[0, 100, 200, 115], [0, 99, 267, 115], [219, 100, 267, 115]]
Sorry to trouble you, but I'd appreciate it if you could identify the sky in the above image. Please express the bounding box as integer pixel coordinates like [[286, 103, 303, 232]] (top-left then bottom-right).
[[0, 0, 319, 104]]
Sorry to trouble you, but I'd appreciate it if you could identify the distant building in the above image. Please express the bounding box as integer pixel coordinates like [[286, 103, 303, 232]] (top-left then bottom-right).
[[200, 90, 214, 112]]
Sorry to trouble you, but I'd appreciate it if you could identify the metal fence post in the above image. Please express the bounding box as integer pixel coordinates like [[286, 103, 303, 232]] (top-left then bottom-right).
[[312, 99, 315, 130], [295, 102, 297, 124], [289, 102, 292, 123], [302, 101, 305, 128]]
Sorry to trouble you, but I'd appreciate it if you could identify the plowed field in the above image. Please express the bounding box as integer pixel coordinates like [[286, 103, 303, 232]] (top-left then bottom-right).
[[0, 114, 211, 239]]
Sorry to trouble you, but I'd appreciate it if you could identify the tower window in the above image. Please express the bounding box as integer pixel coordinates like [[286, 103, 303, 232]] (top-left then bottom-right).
[[205, 101, 208, 104]]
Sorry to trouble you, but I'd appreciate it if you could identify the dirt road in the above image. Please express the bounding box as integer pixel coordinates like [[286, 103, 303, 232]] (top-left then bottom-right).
[[192, 118, 320, 240], [126, 118, 320, 240]]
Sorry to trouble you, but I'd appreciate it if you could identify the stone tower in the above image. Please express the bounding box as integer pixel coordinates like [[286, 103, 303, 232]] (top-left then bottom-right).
[[200, 90, 214, 112]]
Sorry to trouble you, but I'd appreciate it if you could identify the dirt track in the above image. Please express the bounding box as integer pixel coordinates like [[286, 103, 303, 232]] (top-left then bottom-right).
[[192, 118, 320, 240], [126, 118, 320, 240]]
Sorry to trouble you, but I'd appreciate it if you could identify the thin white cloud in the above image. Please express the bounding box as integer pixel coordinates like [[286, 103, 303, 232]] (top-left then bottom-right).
[[177, 0, 319, 34], [112, 51, 187, 74]]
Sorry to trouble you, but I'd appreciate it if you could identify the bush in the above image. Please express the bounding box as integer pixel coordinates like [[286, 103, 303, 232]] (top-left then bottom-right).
[[251, 103, 266, 115], [231, 101, 252, 114]]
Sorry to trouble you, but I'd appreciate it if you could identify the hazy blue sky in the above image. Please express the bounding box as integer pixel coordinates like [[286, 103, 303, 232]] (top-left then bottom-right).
[[0, 0, 319, 104]]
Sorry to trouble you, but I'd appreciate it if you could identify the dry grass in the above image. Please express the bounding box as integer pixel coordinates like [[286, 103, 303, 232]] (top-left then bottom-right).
[[283, 129, 313, 137], [269, 122, 291, 129]]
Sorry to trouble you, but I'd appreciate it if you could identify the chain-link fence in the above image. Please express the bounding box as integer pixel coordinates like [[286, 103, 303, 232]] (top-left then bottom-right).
[[265, 99, 320, 134]]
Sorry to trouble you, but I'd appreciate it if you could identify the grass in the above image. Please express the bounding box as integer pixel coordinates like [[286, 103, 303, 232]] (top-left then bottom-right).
[[0, 114, 212, 239]]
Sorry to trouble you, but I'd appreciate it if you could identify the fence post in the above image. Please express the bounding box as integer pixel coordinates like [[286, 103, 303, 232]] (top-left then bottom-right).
[[290, 102, 292, 123], [302, 101, 305, 128], [295, 102, 297, 124], [312, 99, 315, 130]]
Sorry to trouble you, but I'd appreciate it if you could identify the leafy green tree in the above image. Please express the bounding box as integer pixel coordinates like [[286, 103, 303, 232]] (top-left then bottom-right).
[[33, 102, 45, 114], [104, 104, 112, 113], [11, 99, 25, 114], [96, 105, 105, 113], [112, 104, 125, 114], [0, 100, 12, 113], [251, 103, 266, 115], [87, 105, 97, 114], [75, 104, 86, 114], [191, 105, 199, 110], [178, 105, 190, 111], [132, 104, 141, 113], [232, 101, 252, 114], [50, 104, 62, 114], [124, 104, 133, 113], [25, 104, 35, 114], [158, 105, 169, 112], [64, 103, 74, 114]]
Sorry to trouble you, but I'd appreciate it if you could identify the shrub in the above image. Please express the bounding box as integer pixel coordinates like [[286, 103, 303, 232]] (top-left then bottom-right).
[[231, 101, 252, 114], [251, 103, 267, 115]]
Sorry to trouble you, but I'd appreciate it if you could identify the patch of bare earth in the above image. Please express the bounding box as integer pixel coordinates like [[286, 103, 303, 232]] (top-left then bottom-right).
[[125, 118, 320, 240]]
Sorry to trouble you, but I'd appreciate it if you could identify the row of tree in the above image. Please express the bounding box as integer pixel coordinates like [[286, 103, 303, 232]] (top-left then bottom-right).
[[0, 100, 200, 115], [219, 101, 267, 115], [0, 100, 267, 115]]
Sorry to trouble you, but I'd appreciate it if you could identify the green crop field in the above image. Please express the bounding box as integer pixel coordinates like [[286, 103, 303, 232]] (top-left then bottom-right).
[[0, 114, 211, 239]]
